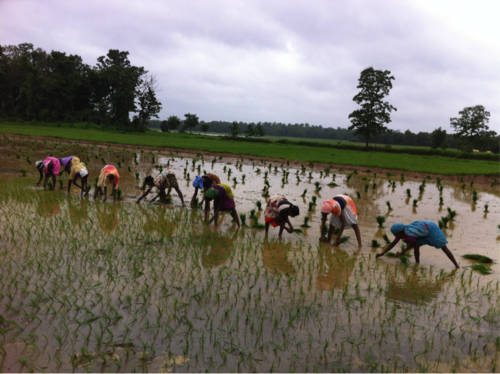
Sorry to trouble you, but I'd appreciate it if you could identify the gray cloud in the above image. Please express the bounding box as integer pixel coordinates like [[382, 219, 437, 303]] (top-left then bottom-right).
[[1, 0, 498, 132]]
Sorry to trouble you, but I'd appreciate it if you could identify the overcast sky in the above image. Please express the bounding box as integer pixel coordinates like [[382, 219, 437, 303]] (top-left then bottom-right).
[[1, 0, 499, 133]]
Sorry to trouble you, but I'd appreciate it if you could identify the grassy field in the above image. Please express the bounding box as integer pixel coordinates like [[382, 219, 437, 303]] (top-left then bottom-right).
[[172, 131, 451, 150], [0, 121, 498, 176]]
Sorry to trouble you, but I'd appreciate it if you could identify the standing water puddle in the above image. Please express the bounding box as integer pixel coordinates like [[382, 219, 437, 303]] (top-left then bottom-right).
[[0, 135, 499, 372]]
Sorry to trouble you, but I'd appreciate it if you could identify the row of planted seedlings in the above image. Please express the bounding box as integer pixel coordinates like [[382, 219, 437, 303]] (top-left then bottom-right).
[[1, 175, 499, 372], [5, 134, 497, 261], [342, 168, 498, 273], [4, 134, 499, 254], [2, 138, 497, 370]]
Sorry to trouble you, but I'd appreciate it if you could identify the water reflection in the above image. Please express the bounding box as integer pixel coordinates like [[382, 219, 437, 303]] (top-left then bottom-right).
[[138, 204, 179, 237], [385, 269, 454, 305], [67, 198, 89, 226], [316, 245, 361, 291], [36, 193, 61, 217], [201, 227, 238, 269], [262, 238, 296, 276], [95, 202, 118, 233]]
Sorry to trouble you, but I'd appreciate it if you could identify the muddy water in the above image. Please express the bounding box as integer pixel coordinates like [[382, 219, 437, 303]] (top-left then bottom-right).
[[0, 136, 499, 373]]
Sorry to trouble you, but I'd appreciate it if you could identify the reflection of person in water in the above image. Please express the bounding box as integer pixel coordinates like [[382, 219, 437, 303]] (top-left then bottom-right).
[[67, 198, 89, 226], [95, 202, 118, 233], [138, 204, 179, 237], [201, 227, 239, 268], [262, 237, 296, 276], [316, 244, 361, 291], [385, 268, 454, 305], [36, 195, 61, 217]]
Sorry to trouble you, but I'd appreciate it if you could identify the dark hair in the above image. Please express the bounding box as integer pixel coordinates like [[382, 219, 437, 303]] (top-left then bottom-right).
[[202, 175, 212, 189], [279, 205, 300, 219], [145, 175, 154, 184], [108, 174, 115, 181]]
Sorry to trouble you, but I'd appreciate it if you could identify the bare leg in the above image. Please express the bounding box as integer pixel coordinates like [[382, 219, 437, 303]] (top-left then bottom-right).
[[352, 224, 362, 248], [231, 208, 241, 227], [190, 187, 199, 208], [174, 187, 185, 206], [414, 244, 420, 263], [204, 200, 210, 222], [159, 189, 167, 203], [265, 221, 270, 233], [327, 225, 334, 242], [441, 245, 460, 269]]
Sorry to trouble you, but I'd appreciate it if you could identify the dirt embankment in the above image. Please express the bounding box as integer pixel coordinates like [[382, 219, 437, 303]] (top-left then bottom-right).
[[5, 133, 499, 186]]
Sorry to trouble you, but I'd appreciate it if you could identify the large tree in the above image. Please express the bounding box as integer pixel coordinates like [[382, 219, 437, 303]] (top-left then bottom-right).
[[134, 73, 162, 132], [200, 122, 210, 134], [450, 105, 494, 152], [184, 113, 199, 132], [166, 115, 182, 132], [94, 49, 144, 128], [245, 123, 255, 138], [255, 122, 265, 138], [348, 67, 397, 147], [229, 121, 240, 138], [430, 127, 448, 150]]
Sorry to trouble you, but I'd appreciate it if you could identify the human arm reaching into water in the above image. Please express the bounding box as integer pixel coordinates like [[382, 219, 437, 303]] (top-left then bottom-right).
[[136, 186, 154, 203]]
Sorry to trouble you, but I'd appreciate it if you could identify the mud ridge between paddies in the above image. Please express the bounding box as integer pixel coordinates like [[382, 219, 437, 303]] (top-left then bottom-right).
[[4, 133, 499, 186]]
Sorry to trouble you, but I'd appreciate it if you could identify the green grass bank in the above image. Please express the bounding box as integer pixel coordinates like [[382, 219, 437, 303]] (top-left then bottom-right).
[[1, 121, 498, 176]]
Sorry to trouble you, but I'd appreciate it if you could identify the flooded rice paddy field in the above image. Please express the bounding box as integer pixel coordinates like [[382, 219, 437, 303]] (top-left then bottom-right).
[[0, 135, 499, 372]]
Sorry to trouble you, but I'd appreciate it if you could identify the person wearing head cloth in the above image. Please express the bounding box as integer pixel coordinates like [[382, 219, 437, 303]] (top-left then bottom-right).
[[94, 165, 120, 202], [190, 173, 221, 220], [264, 194, 300, 238], [59, 156, 81, 175], [376, 221, 460, 269], [35, 157, 61, 188], [320, 194, 362, 247], [67, 161, 89, 196], [204, 184, 240, 227], [136, 170, 185, 206]]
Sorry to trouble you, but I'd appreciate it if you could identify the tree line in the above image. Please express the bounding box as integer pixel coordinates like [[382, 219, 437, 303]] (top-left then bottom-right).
[[149, 119, 498, 152], [1, 45, 496, 152], [0, 43, 161, 131], [152, 66, 497, 153]]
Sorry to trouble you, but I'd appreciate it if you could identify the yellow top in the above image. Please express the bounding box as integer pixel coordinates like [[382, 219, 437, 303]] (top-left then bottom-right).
[[97, 165, 119, 188], [216, 183, 234, 199], [69, 162, 88, 180]]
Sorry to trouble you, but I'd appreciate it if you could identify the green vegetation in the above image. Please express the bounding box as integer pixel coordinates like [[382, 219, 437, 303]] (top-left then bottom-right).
[[1, 122, 499, 176], [470, 264, 493, 275], [348, 67, 396, 148], [462, 254, 495, 264], [0, 136, 498, 372], [1, 44, 161, 132]]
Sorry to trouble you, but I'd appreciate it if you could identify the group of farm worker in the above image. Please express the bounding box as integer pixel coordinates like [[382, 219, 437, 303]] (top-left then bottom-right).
[[35, 156, 118, 201], [34, 157, 460, 268], [138, 172, 242, 226]]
